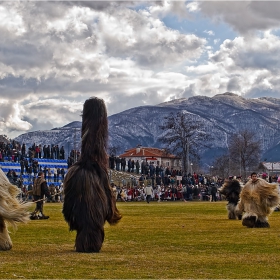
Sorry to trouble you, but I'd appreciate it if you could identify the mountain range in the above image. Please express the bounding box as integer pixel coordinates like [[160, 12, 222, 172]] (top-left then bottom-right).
[[14, 92, 280, 165]]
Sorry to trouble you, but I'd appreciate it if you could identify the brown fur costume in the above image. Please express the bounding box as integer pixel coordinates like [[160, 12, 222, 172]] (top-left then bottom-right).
[[219, 179, 242, 220], [62, 97, 122, 253], [237, 178, 279, 228], [0, 169, 31, 251]]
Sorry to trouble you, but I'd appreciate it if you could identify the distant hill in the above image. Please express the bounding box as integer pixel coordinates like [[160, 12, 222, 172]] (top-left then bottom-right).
[[262, 143, 280, 162], [14, 92, 280, 164]]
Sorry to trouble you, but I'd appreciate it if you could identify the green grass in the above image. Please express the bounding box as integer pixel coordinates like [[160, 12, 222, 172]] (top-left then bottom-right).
[[2, 201, 280, 279]]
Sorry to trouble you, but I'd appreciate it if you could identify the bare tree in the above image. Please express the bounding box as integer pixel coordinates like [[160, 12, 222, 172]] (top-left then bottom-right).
[[228, 130, 261, 178], [159, 111, 212, 174], [212, 154, 230, 179]]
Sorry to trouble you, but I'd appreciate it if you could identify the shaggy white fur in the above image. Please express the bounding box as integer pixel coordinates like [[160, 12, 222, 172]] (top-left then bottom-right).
[[0, 169, 31, 250], [237, 178, 279, 228]]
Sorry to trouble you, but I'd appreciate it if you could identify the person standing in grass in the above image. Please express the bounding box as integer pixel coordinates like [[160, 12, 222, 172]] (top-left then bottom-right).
[[157, 184, 162, 202], [210, 183, 218, 202], [62, 97, 122, 253], [145, 184, 153, 203], [30, 171, 51, 220]]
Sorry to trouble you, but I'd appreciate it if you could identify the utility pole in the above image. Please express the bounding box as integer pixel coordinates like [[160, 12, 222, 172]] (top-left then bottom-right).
[[187, 139, 190, 175], [240, 150, 242, 177], [183, 129, 190, 175], [74, 128, 77, 163]]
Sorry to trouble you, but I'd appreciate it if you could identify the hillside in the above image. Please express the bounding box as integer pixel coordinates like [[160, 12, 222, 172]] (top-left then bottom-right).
[[14, 92, 280, 164]]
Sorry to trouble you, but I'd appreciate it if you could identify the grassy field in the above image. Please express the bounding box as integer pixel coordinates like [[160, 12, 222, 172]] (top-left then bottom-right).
[[1, 200, 280, 279]]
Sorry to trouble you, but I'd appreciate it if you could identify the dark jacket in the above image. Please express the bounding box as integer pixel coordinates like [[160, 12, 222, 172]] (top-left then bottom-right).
[[33, 177, 50, 199]]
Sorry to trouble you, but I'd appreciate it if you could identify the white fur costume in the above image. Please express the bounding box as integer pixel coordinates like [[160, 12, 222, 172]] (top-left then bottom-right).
[[237, 177, 279, 228], [0, 169, 31, 250]]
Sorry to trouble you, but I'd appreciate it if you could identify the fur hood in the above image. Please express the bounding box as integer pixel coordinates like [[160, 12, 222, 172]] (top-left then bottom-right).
[[239, 178, 279, 216], [220, 179, 242, 196], [219, 179, 242, 205]]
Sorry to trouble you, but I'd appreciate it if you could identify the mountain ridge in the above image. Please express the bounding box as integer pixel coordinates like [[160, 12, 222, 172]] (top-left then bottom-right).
[[14, 93, 280, 164]]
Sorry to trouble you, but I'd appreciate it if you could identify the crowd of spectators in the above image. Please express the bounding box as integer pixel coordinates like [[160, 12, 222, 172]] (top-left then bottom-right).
[[111, 177, 221, 203], [2, 140, 279, 205], [0, 141, 66, 162], [109, 156, 224, 202], [111, 171, 280, 203], [0, 140, 82, 206], [0, 139, 80, 181]]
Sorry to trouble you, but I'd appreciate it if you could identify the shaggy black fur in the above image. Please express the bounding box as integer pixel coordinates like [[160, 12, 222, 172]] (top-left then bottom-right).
[[242, 216, 257, 228], [62, 97, 122, 253], [220, 179, 241, 205], [255, 220, 270, 228], [0, 216, 4, 233], [242, 217, 270, 228], [219, 179, 242, 220]]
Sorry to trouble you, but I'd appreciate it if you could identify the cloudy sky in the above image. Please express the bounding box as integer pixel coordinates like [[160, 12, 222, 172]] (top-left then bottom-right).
[[1, 1, 280, 138]]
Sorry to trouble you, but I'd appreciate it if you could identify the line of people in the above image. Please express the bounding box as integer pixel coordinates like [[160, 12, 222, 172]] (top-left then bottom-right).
[[111, 182, 222, 203], [0, 140, 67, 163], [6, 164, 66, 186]]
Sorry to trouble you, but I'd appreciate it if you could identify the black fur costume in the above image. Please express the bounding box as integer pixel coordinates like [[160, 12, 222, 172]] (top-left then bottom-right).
[[62, 97, 122, 253], [219, 179, 242, 220]]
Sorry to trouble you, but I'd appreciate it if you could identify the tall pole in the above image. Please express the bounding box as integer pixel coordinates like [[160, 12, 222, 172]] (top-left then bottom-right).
[[228, 153, 231, 178], [187, 138, 190, 175], [74, 128, 77, 163], [240, 150, 242, 177]]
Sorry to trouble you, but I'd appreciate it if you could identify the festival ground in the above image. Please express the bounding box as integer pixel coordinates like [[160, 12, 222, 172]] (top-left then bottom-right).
[[1, 201, 280, 279]]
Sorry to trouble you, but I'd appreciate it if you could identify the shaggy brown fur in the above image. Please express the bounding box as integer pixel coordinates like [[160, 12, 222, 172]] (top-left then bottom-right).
[[0, 169, 31, 251], [237, 178, 279, 228], [219, 179, 242, 219], [62, 97, 122, 253]]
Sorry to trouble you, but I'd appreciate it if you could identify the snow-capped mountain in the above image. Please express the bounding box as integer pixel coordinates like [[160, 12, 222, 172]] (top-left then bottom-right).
[[14, 93, 280, 163]]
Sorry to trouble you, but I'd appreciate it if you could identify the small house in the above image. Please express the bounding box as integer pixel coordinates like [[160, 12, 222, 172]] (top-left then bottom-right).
[[118, 146, 180, 169]]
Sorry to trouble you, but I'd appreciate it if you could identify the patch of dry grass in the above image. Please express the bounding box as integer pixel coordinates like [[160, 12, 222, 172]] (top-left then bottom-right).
[[1, 201, 280, 279]]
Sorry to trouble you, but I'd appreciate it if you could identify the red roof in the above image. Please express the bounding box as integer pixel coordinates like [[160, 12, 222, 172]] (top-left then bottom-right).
[[118, 147, 177, 159]]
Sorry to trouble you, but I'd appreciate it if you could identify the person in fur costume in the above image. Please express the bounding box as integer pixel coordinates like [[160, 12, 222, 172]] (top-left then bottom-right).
[[219, 177, 242, 219], [0, 169, 31, 251], [237, 172, 279, 228], [62, 97, 122, 253], [30, 171, 51, 220]]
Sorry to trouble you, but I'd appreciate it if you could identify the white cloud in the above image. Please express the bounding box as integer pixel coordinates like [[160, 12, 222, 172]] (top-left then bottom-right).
[[148, 1, 190, 19], [182, 30, 280, 98], [213, 39, 220, 45], [198, 1, 280, 34], [0, 5, 26, 36], [0, 99, 32, 137], [186, 1, 200, 13], [210, 32, 280, 72], [0, 1, 280, 138], [186, 63, 218, 75], [204, 30, 215, 36]]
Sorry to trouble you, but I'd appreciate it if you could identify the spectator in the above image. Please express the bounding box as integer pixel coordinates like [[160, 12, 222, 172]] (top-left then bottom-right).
[[144, 184, 153, 203], [30, 171, 51, 220]]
